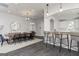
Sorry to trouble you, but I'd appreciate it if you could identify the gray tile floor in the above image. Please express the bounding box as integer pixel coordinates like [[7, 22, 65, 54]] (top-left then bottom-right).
[[0, 41, 79, 56]]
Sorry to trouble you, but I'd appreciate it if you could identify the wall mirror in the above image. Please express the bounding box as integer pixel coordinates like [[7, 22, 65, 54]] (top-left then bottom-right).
[[10, 22, 20, 32]]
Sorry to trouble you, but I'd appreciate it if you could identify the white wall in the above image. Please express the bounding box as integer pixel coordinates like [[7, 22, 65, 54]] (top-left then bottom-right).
[[0, 12, 31, 35], [34, 18, 44, 36]]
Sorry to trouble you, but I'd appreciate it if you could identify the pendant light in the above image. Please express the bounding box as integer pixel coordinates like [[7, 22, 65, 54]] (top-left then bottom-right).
[[25, 11, 30, 21], [59, 3, 63, 12], [46, 4, 49, 16]]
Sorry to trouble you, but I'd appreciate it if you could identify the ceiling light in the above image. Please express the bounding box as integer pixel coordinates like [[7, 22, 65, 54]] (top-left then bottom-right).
[[27, 18, 30, 20], [46, 13, 48, 16], [59, 3, 63, 12], [25, 10, 31, 21], [46, 4, 49, 16], [59, 8, 63, 12], [25, 17, 30, 21], [71, 21, 74, 24]]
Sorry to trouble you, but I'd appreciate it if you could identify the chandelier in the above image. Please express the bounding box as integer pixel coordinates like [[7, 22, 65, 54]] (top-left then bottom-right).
[[25, 11, 31, 21]]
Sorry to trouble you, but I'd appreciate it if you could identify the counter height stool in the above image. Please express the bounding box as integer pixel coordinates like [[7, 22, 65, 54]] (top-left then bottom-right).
[[70, 35, 79, 52], [54, 33, 62, 52], [51, 32, 55, 47], [44, 32, 50, 47], [61, 33, 70, 51], [54, 32, 69, 52]]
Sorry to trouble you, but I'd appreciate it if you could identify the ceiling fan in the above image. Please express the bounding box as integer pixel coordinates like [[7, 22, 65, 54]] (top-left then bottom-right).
[[0, 3, 8, 8]]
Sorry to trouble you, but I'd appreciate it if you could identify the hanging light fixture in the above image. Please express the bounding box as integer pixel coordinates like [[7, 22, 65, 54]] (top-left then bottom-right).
[[59, 3, 63, 12], [25, 11, 30, 21], [25, 17, 30, 21], [46, 4, 49, 16]]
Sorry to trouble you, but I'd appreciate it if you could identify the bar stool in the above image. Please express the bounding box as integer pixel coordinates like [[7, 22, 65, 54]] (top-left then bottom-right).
[[44, 31, 48, 47], [54, 32, 62, 52], [44, 31, 50, 47], [61, 33, 70, 51], [51, 32, 55, 47], [47, 32, 54, 46], [70, 35, 79, 52], [54, 32, 69, 52]]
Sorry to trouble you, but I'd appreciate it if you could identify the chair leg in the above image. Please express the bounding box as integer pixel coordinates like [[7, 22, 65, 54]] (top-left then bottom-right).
[[6, 39, 10, 44], [13, 39, 16, 44], [1, 40, 4, 46], [67, 38, 70, 51], [70, 39, 72, 52], [53, 35, 56, 47], [45, 34, 48, 48], [44, 33, 47, 48], [59, 38, 62, 52], [67, 35, 69, 51]]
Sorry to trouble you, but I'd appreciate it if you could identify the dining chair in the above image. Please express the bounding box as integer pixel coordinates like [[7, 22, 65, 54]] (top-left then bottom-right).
[[0, 34, 9, 46]]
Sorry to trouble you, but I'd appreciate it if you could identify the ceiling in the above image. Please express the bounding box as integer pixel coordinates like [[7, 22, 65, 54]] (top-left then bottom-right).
[[0, 3, 45, 20], [53, 8, 79, 22], [1, 3, 79, 21], [45, 3, 79, 22]]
